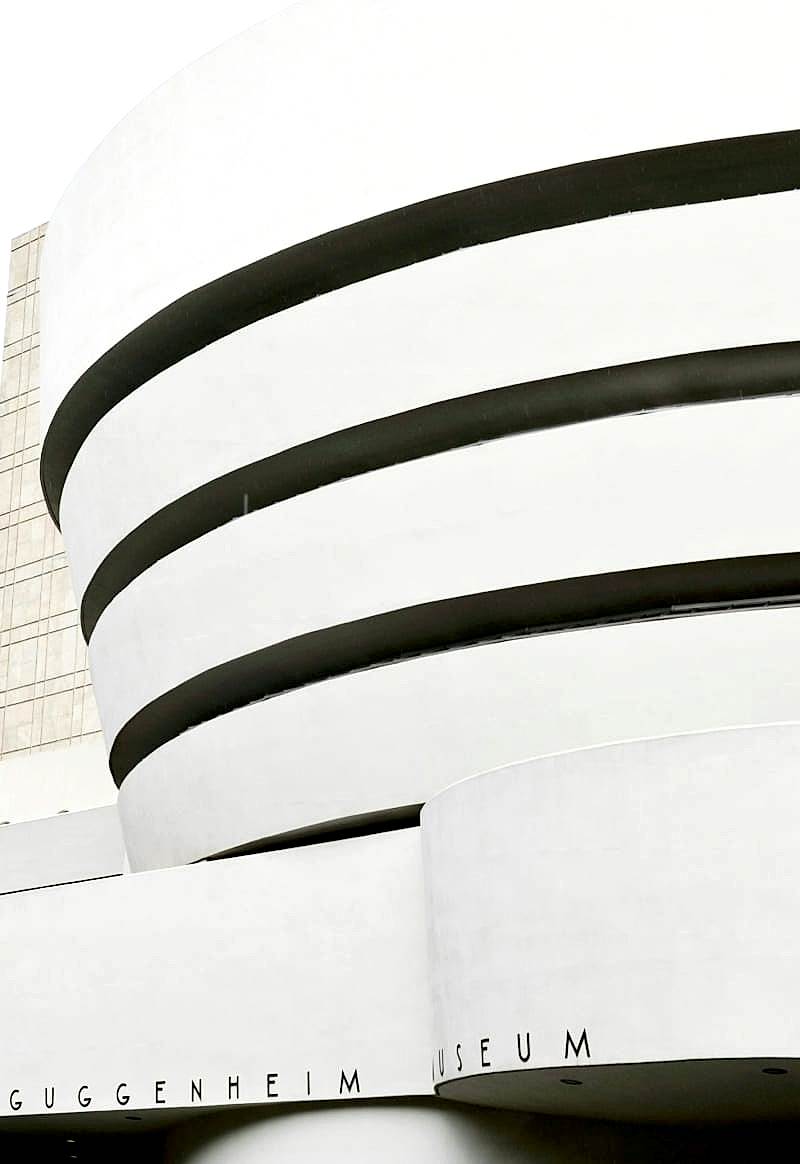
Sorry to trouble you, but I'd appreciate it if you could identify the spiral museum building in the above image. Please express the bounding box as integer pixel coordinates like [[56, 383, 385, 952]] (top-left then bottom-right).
[[4, 0, 800, 1158]]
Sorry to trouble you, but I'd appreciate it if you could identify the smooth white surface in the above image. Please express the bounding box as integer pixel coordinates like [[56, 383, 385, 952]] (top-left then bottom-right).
[[0, 806, 124, 894], [59, 191, 800, 596], [39, 0, 800, 433], [0, 736, 115, 824], [89, 396, 800, 746], [0, 828, 431, 1116], [118, 607, 800, 869], [423, 725, 800, 1082]]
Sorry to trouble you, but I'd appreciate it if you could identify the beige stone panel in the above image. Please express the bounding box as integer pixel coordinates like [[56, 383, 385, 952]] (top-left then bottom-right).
[[0, 469, 12, 516], [29, 696, 43, 747], [7, 636, 38, 690], [39, 689, 74, 745], [47, 609, 77, 634], [6, 683, 35, 707], [27, 342, 39, 389], [22, 294, 36, 339], [8, 465, 22, 512], [26, 238, 40, 282], [81, 690, 101, 735], [17, 348, 31, 393], [7, 245, 29, 293], [22, 399, 38, 449], [12, 515, 45, 567], [3, 698, 33, 752], [33, 638, 47, 683], [0, 353, 21, 401], [18, 456, 39, 508], [2, 299, 24, 347], [10, 575, 43, 628], [47, 566, 75, 617], [0, 410, 18, 459], [44, 625, 77, 680]]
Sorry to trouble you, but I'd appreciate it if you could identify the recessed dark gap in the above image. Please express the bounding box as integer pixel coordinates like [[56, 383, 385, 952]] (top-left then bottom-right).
[[80, 340, 800, 641], [110, 552, 800, 787], [203, 805, 422, 863], [41, 128, 800, 523]]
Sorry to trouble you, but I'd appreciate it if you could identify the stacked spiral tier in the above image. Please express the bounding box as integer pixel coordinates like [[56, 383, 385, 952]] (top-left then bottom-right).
[[32, 0, 800, 1153]]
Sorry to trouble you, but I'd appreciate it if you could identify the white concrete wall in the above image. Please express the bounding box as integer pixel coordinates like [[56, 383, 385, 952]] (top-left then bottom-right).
[[0, 828, 430, 1118], [120, 607, 800, 870], [23, 0, 800, 1151], [40, 0, 800, 432], [88, 394, 800, 747], [0, 806, 124, 894], [422, 724, 800, 1121], [0, 736, 115, 824], [59, 191, 800, 598], [38, 0, 800, 873], [4, 727, 800, 1131]]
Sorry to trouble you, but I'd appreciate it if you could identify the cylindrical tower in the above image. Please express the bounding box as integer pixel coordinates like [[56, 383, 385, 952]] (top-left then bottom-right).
[[32, 0, 800, 1151]]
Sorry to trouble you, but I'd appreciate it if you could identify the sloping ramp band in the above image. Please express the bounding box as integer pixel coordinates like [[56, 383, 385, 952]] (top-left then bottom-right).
[[81, 341, 800, 639], [110, 552, 800, 785], [42, 129, 800, 524]]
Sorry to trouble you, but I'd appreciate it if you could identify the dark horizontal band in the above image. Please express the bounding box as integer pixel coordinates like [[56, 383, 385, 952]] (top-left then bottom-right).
[[42, 128, 800, 524], [110, 552, 800, 786], [206, 805, 422, 863], [81, 341, 800, 641]]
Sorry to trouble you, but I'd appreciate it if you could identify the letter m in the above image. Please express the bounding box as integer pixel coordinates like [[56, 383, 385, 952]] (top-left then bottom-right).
[[339, 1067, 360, 1095], [564, 1028, 590, 1059]]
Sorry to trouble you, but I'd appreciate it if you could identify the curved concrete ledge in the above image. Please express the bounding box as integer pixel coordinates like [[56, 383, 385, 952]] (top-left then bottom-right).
[[423, 724, 800, 1120], [87, 395, 800, 754], [27, 0, 800, 1148], [117, 606, 800, 870], [0, 735, 114, 825], [107, 553, 800, 785], [0, 829, 431, 1116], [39, 132, 800, 522], [39, 0, 800, 451], [5, 730, 800, 1130], [0, 807, 124, 895], [76, 341, 800, 640], [59, 189, 800, 600]]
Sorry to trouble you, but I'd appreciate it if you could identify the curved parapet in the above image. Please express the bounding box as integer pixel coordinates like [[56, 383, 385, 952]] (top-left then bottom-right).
[[0, 828, 431, 1117], [422, 724, 800, 1122], [119, 607, 800, 871], [39, 0, 800, 868], [5, 728, 800, 1135], [89, 397, 800, 772], [37, 0, 800, 514]]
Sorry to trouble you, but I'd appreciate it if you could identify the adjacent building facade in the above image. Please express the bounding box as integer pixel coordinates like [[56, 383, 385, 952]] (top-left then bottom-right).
[[1, 228, 108, 820], [3, 1, 800, 1158]]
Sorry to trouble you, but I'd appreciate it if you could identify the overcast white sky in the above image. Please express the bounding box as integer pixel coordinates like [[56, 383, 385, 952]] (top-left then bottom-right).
[[1, 1, 292, 258]]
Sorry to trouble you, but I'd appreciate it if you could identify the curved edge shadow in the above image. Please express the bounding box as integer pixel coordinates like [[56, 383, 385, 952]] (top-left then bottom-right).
[[81, 341, 800, 640], [109, 552, 800, 786], [42, 129, 800, 524]]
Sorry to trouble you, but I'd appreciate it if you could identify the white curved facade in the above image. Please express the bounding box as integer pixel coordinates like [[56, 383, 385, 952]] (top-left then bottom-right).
[[58, 191, 800, 599], [87, 395, 800, 751], [423, 726, 800, 1122], [118, 608, 800, 871], [5, 0, 800, 1156]]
